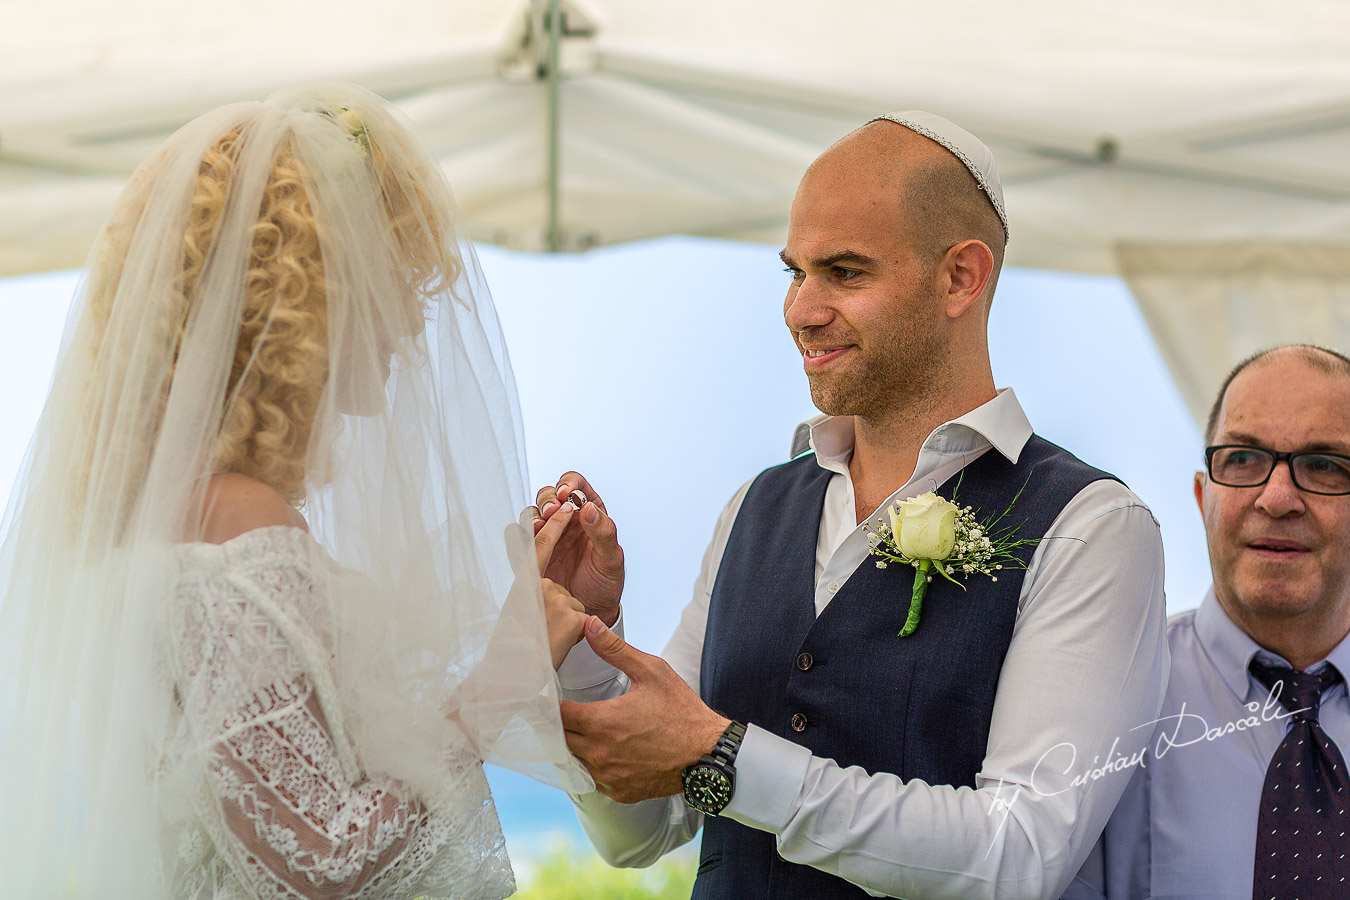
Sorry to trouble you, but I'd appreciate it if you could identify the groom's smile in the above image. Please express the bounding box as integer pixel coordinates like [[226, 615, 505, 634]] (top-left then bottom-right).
[[801, 345, 853, 369]]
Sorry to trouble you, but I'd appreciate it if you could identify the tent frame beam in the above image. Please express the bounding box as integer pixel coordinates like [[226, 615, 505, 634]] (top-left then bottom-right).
[[545, 0, 562, 252]]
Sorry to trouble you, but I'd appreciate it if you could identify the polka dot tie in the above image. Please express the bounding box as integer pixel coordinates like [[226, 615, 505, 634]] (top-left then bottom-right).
[[1249, 659, 1350, 899]]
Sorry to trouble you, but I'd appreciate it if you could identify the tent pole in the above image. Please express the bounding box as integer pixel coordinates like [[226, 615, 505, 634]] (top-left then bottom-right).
[[545, 0, 562, 252]]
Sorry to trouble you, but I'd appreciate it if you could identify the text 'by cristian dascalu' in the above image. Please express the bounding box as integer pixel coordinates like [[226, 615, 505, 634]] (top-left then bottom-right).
[[982, 682, 1302, 855]]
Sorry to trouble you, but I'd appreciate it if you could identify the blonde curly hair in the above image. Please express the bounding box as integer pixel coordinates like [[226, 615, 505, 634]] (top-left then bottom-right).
[[79, 108, 458, 520], [207, 131, 330, 504]]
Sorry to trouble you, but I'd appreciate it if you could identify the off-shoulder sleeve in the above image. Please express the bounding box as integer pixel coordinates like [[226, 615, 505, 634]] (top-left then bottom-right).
[[168, 532, 513, 899]]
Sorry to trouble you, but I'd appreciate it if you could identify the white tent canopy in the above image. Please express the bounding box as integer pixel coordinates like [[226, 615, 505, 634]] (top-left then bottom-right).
[[6, 0, 1350, 421]]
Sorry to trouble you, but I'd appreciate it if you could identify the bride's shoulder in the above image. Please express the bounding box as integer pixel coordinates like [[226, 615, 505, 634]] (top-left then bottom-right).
[[198, 473, 308, 545], [175, 475, 326, 622]]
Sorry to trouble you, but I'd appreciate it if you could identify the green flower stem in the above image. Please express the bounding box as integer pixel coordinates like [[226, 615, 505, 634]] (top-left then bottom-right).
[[900, 559, 930, 637]]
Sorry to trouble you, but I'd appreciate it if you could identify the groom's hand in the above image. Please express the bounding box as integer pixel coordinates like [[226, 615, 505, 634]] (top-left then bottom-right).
[[532, 472, 624, 627], [560, 617, 730, 804]]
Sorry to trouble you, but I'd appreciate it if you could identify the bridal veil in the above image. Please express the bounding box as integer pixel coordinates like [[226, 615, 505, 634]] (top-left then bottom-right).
[[0, 83, 588, 895]]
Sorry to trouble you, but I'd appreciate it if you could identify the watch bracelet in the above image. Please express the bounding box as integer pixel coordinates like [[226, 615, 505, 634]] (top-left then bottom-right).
[[707, 720, 747, 767]]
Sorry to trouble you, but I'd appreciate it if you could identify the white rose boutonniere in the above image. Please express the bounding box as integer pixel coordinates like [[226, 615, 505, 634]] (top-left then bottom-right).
[[889, 493, 957, 560], [867, 480, 1040, 637]]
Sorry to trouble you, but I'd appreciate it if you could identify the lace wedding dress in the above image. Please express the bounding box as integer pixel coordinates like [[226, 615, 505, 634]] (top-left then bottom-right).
[[165, 526, 515, 900]]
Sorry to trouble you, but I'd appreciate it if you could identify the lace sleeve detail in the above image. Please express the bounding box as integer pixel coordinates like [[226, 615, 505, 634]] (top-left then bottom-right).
[[168, 529, 514, 900]]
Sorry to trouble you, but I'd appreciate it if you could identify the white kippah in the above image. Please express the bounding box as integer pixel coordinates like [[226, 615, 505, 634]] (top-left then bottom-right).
[[869, 111, 1009, 243]]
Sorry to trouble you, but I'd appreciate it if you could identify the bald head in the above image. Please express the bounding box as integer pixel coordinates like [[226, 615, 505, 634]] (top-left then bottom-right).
[[1206, 344, 1350, 444], [810, 120, 1007, 299]]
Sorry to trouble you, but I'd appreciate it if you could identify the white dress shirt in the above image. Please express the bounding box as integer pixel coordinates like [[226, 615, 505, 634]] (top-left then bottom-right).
[[1084, 591, 1350, 899], [560, 389, 1169, 899]]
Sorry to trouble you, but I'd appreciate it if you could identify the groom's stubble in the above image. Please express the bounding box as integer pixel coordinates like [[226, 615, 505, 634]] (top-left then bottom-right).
[[801, 290, 950, 427]]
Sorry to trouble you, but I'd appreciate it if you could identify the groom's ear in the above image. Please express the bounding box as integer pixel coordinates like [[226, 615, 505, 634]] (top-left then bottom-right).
[[939, 239, 994, 320]]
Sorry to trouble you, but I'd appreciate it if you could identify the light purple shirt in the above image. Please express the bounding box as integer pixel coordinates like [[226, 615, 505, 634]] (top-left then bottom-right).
[[1082, 591, 1350, 899]]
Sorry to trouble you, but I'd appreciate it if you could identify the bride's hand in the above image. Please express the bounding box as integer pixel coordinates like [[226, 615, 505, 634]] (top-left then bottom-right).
[[533, 496, 578, 573], [542, 578, 588, 669], [531, 472, 624, 627]]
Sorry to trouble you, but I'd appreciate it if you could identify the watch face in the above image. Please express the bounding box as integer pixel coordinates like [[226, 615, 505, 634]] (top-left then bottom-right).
[[682, 764, 732, 815]]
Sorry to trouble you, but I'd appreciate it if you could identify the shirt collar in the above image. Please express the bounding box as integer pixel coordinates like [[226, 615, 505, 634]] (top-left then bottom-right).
[[790, 388, 1033, 467], [1195, 588, 1350, 697], [1328, 628, 1350, 683], [1194, 589, 1266, 700]]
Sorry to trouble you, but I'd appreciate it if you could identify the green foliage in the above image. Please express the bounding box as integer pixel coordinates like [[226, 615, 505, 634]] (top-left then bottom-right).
[[512, 844, 696, 900]]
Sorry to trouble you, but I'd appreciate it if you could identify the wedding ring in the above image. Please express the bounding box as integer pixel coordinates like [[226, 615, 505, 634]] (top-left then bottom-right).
[[568, 490, 588, 508]]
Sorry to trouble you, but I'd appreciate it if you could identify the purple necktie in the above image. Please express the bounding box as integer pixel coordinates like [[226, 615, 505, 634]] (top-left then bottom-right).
[[1249, 658, 1350, 899]]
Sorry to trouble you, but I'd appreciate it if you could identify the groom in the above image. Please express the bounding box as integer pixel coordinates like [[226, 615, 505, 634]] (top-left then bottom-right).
[[537, 113, 1168, 898]]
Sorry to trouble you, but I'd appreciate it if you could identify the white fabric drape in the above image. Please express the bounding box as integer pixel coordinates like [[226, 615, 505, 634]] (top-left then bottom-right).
[[1118, 242, 1350, 430], [7, 1, 1350, 273]]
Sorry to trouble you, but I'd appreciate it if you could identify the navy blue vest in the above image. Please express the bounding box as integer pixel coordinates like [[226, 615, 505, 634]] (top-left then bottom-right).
[[693, 434, 1118, 899]]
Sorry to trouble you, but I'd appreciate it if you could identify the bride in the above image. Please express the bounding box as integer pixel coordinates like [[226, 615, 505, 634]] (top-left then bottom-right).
[[0, 84, 591, 898]]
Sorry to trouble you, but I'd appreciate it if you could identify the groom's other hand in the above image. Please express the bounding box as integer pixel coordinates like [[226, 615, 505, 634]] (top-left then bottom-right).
[[560, 616, 730, 803], [532, 472, 624, 626]]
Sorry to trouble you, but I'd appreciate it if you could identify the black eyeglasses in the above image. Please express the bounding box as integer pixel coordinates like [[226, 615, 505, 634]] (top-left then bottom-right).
[[1205, 445, 1350, 496]]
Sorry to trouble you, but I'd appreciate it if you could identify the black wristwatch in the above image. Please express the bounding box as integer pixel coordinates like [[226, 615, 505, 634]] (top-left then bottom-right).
[[681, 720, 747, 816]]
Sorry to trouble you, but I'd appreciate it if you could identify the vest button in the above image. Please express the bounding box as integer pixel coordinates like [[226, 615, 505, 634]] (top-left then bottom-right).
[[796, 652, 814, 671], [791, 713, 808, 732]]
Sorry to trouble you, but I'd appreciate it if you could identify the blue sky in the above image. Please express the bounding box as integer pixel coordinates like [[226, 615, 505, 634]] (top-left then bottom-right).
[[0, 236, 1210, 849]]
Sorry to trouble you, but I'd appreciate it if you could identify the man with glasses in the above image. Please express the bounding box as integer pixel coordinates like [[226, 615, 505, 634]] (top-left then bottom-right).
[[1086, 343, 1350, 898]]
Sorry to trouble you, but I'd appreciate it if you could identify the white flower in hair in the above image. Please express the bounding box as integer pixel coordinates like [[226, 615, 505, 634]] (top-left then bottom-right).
[[337, 108, 363, 134], [323, 104, 372, 161]]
